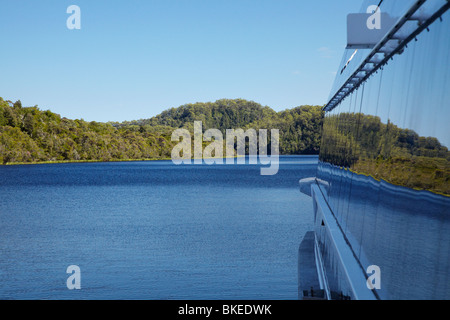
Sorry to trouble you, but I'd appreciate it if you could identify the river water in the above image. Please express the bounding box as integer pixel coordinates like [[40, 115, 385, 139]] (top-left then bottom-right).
[[0, 155, 317, 299]]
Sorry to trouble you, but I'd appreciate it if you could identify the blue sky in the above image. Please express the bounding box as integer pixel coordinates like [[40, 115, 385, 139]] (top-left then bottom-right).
[[0, 0, 361, 122]]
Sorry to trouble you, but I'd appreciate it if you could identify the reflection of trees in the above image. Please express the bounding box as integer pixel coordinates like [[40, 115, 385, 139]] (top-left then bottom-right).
[[320, 113, 450, 195]]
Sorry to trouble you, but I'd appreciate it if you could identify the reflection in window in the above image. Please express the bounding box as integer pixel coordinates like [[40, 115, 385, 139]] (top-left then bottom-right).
[[315, 2, 449, 300]]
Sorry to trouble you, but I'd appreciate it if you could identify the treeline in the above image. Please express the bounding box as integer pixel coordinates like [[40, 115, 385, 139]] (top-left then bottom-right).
[[114, 99, 277, 133], [0, 97, 324, 165], [112, 99, 324, 155], [0, 98, 176, 164], [320, 113, 449, 195]]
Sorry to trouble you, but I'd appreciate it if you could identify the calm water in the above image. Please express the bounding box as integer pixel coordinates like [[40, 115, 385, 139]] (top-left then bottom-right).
[[0, 155, 317, 300]]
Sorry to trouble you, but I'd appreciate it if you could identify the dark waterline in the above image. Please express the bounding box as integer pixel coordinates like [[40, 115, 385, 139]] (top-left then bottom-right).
[[0, 155, 318, 300]]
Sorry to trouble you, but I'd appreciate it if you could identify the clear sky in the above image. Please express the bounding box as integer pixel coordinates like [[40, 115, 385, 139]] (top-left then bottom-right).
[[0, 0, 361, 122]]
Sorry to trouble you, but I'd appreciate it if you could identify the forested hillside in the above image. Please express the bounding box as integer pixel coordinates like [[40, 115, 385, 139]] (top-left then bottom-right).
[[320, 112, 450, 195], [114, 99, 277, 132], [0, 97, 324, 164]]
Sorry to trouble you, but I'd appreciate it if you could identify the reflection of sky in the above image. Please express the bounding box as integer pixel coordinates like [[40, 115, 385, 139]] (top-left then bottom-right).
[[329, 0, 450, 148], [329, 0, 416, 99]]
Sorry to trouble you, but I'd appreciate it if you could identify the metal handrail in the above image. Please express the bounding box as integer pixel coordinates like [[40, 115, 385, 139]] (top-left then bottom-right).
[[324, 0, 450, 112]]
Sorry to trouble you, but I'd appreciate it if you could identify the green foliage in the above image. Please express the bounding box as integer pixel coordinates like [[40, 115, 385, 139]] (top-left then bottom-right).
[[114, 99, 279, 133], [320, 112, 449, 195], [0, 126, 44, 164], [0, 97, 324, 165], [245, 105, 324, 154], [114, 99, 324, 155], [0, 97, 174, 164]]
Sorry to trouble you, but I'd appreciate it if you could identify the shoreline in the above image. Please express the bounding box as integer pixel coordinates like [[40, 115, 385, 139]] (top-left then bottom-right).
[[1, 158, 172, 166], [0, 154, 318, 167]]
